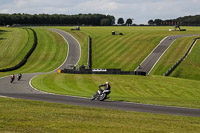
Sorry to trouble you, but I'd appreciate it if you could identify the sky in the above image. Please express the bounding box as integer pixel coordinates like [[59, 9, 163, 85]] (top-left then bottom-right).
[[0, 0, 200, 24]]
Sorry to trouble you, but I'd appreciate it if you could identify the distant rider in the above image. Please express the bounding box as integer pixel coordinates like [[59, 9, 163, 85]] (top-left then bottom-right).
[[17, 73, 22, 81], [10, 74, 15, 83], [99, 81, 111, 97]]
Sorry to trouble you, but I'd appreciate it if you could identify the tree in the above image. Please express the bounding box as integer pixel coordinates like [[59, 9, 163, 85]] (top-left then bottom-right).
[[0, 13, 115, 26], [117, 18, 124, 25], [154, 19, 162, 26], [100, 19, 110, 26], [108, 15, 115, 25], [126, 18, 133, 26], [148, 19, 154, 25]]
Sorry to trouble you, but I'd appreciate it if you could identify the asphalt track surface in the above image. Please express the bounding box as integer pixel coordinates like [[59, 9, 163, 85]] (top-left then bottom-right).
[[135, 34, 199, 74], [0, 29, 200, 117]]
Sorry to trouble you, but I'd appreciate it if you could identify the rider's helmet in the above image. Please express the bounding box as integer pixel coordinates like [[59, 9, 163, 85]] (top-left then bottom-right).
[[106, 81, 109, 84]]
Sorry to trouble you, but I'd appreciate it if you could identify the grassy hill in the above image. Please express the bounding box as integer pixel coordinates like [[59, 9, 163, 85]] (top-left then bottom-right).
[[57, 26, 200, 73], [0, 28, 68, 77], [57, 26, 168, 70], [0, 28, 31, 69]]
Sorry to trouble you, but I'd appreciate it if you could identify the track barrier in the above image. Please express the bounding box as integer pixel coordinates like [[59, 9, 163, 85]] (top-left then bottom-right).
[[164, 37, 200, 76]]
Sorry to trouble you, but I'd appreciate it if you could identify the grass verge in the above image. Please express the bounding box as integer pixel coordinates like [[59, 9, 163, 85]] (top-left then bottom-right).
[[0, 97, 199, 133]]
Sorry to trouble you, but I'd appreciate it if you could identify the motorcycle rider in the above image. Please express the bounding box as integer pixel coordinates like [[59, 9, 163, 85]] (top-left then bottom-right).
[[91, 81, 111, 101], [99, 81, 111, 97], [17, 73, 22, 81], [10, 74, 15, 83]]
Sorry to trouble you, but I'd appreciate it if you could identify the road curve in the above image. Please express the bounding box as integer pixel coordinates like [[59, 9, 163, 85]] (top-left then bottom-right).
[[48, 28, 81, 70], [0, 29, 200, 117], [135, 34, 199, 74]]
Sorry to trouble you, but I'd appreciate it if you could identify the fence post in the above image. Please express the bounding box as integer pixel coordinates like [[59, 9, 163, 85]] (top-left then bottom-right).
[[87, 35, 92, 69]]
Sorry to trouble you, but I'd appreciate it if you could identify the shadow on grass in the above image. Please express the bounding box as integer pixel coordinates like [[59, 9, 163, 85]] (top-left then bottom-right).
[[0, 30, 9, 32], [0, 30, 9, 35]]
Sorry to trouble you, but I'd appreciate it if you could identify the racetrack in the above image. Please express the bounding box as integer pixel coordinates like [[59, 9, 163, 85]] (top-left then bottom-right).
[[0, 29, 199, 117]]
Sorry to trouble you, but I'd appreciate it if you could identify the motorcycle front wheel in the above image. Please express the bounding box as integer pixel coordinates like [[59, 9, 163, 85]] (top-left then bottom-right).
[[91, 92, 98, 101]]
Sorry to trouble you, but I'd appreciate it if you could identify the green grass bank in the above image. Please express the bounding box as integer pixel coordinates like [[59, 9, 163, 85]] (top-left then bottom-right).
[[0, 97, 199, 133], [0, 28, 68, 77], [0, 28, 31, 69]]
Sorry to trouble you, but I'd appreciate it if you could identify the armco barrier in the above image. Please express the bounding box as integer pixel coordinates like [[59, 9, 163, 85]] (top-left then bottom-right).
[[0, 28, 37, 72], [61, 68, 146, 75], [164, 37, 200, 76]]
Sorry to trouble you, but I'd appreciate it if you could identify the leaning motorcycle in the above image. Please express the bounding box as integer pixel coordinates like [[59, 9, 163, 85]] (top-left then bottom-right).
[[91, 87, 110, 101], [17, 75, 22, 81]]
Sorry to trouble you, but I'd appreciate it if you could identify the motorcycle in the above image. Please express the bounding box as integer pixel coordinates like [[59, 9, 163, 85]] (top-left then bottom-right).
[[10, 77, 15, 83], [10, 74, 15, 83], [17, 74, 22, 81], [91, 87, 110, 101]]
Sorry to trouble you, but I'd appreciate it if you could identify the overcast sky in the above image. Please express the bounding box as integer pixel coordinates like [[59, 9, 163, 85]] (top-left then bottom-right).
[[0, 0, 200, 24]]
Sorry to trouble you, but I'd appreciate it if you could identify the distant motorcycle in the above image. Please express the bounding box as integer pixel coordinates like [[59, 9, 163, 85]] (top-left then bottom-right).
[[10, 74, 15, 83], [17, 73, 22, 81], [91, 87, 110, 101]]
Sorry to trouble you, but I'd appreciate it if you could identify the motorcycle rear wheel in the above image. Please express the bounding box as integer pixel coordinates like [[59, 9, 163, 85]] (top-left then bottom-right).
[[99, 93, 106, 101]]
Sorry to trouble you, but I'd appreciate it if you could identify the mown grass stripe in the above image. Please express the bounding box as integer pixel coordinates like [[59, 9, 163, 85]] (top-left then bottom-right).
[[97, 37, 127, 68], [93, 37, 125, 68], [25, 29, 50, 72], [93, 36, 121, 59], [97, 35, 132, 61], [101, 41, 134, 68], [38, 31, 57, 71]]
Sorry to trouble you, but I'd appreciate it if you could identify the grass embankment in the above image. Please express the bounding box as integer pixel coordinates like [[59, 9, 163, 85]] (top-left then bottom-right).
[[150, 36, 200, 75], [32, 73, 200, 108], [170, 40, 200, 80], [0, 28, 31, 69], [0, 28, 68, 77], [0, 97, 199, 133], [57, 26, 167, 70], [151, 33, 200, 80]]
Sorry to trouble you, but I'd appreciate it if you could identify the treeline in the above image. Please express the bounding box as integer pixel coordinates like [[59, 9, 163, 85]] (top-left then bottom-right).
[[0, 13, 115, 26], [148, 15, 200, 26]]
